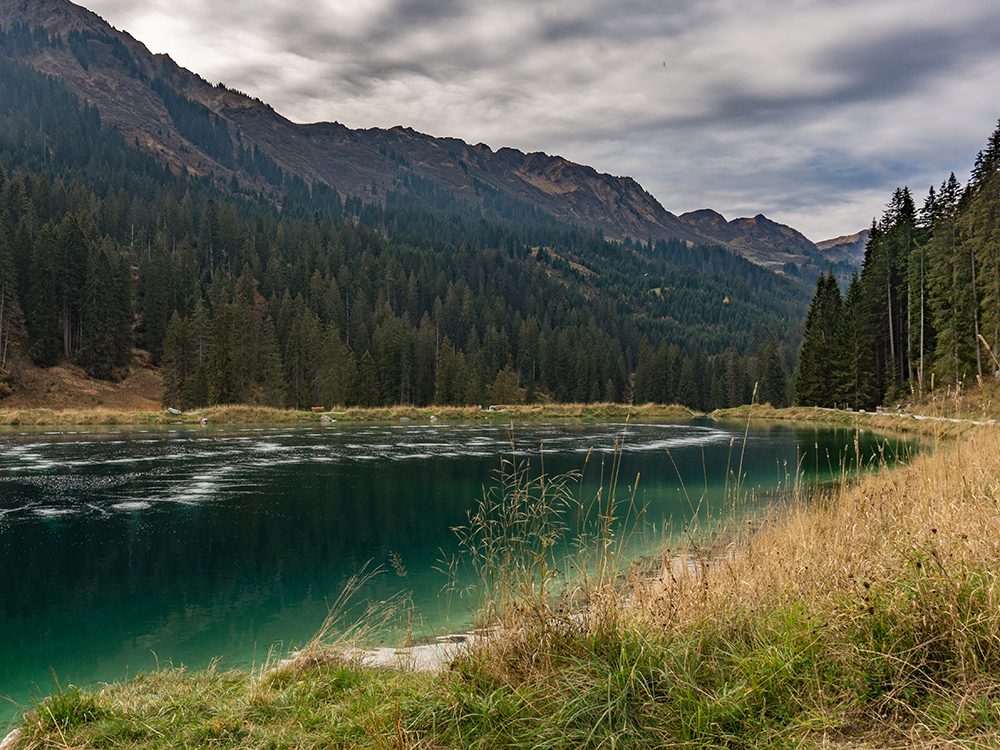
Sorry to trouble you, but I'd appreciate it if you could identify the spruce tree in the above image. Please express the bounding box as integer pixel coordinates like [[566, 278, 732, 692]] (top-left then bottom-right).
[[357, 350, 380, 407], [927, 174, 978, 386], [632, 336, 656, 403], [966, 119, 1000, 375], [0, 227, 24, 374], [833, 272, 878, 410], [161, 311, 191, 410], [757, 335, 788, 407], [25, 224, 61, 366], [208, 284, 239, 404], [187, 297, 211, 408], [258, 315, 284, 407], [78, 245, 119, 380], [795, 272, 842, 406], [284, 298, 321, 409]]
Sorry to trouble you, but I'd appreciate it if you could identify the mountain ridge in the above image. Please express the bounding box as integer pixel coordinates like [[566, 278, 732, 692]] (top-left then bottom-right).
[[0, 0, 860, 272]]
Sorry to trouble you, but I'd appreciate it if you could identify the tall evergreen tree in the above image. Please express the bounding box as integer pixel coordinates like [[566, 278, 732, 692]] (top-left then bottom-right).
[[832, 272, 878, 410], [78, 243, 127, 380], [795, 272, 842, 406], [25, 224, 61, 366], [161, 311, 192, 410], [284, 297, 320, 409], [757, 335, 789, 407], [258, 315, 285, 407], [0, 227, 24, 374], [967, 119, 1000, 375], [926, 174, 979, 385]]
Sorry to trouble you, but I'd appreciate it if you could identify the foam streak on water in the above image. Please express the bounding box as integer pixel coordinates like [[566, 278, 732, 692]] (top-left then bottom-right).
[[0, 422, 728, 522]]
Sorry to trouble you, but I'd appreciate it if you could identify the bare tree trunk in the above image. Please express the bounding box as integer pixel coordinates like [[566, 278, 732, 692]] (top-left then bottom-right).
[[972, 245, 983, 378]]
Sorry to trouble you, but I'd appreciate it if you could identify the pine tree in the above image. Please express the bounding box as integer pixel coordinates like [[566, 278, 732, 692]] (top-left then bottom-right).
[[488, 363, 520, 405], [258, 315, 284, 407], [967, 119, 1000, 375], [757, 335, 788, 407], [137, 235, 173, 363], [0, 227, 25, 374], [632, 336, 656, 403], [78, 244, 120, 380], [833, 272, 878, 410], [434, 335, 462, 405], [161, 311, 192, 409], [55, 214, 90, 358], [25, 224, 61, 366], [927, 174, 978, 385], [284, 299, 321, 409], [795, 272, 842, 406], [208, 283, 239, 404], [858, 189, 917, 404], [357, 350, 380, 407], [187, 297, 211, 407]]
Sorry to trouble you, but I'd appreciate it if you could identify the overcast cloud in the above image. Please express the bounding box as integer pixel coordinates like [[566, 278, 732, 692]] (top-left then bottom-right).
[[83, 0, 1000, 241]]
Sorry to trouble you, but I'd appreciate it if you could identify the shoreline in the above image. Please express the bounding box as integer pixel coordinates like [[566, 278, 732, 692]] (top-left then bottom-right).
[[0, 402, 696, 428], [0, 401, 977, 437]]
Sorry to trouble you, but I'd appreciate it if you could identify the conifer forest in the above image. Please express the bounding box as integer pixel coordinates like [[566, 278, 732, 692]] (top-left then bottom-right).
[[796, 119, 1000, 411]]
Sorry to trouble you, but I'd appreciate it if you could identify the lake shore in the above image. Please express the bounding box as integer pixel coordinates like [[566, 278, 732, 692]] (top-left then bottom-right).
[[0, 400, 983, 441], [8, 419, 1000, 748], [0, 402, 695, 427]]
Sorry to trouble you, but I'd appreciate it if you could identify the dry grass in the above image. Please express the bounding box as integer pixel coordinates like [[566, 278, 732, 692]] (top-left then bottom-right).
[[630, 425, 1000, 639], [436, 425, 1000, 748], [0, 402, 698, 427], [712, 403, 981, 439], [0, 408, 168, 426]]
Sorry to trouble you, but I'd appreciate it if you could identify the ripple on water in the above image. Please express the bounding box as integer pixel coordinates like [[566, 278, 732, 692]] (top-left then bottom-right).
[[111, 501, 151, 511], [33, 507, 78, 518]]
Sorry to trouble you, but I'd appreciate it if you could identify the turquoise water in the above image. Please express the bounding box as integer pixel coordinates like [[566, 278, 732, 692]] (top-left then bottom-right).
[[0, 420, 908, 728]]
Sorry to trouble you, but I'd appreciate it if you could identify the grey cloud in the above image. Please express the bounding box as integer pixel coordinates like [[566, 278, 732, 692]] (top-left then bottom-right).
[[817, 17, 1000, 102], [384, 0, 469, 26]]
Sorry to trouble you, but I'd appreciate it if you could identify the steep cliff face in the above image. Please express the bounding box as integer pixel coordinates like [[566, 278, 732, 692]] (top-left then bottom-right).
[[0, 0, 850, 268]]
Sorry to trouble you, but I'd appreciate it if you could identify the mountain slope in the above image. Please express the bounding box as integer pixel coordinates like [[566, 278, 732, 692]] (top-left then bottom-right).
[[678, 209, 820, 270], [815, 229, 869, 267], [0, 0, 837, 269], [0, 13, 813, 413]]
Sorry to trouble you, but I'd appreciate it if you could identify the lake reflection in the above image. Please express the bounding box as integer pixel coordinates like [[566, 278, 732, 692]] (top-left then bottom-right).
[[0, 419, 908, 726]]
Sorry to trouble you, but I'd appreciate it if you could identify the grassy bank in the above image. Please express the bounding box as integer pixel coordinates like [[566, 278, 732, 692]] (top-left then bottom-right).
[[712, 402, 990, 438], [0, 399, 969, 434], [9, 423, 1000, 748], [0, 402, 697, 427]]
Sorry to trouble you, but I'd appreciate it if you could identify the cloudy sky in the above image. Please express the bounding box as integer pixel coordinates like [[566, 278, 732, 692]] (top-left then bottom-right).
[[82, 0, 1000, 241]]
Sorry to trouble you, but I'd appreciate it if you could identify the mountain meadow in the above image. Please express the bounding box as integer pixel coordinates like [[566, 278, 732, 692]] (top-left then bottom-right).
[[4, 1, 1000, 748]]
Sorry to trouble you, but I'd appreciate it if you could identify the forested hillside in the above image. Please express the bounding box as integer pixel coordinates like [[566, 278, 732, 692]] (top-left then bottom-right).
[[0, 42, 811, 411], [796, 118, 1000, 410]]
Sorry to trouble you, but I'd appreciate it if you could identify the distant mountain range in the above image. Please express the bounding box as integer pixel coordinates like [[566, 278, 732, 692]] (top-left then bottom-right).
[[0, 0, 862, 274]]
